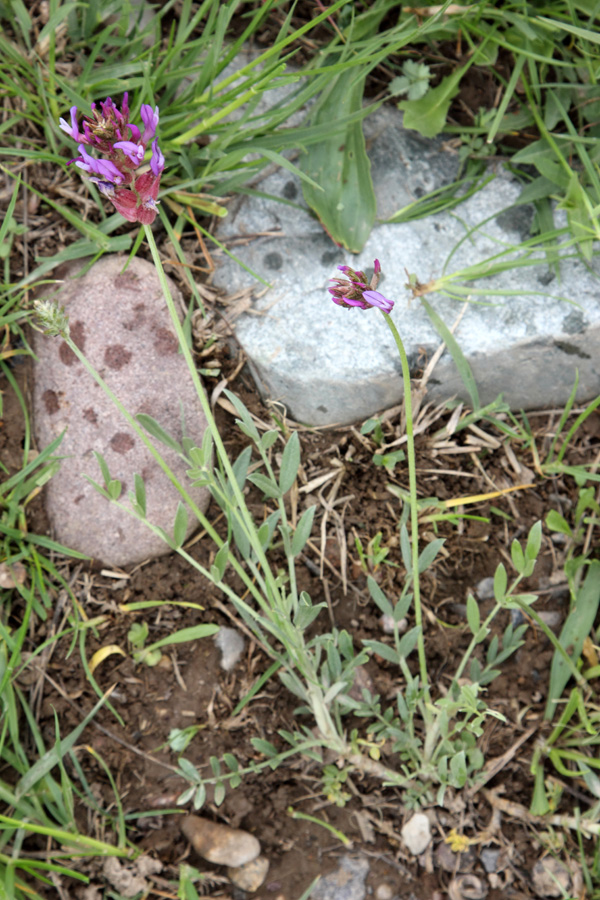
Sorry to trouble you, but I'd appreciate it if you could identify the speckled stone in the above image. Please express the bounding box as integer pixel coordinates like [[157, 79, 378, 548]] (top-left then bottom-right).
[[33, 255, 210, 567]]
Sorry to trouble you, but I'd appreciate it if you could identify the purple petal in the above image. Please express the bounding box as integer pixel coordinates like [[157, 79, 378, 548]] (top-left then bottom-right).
[[75, 145, 124, 183], [126, 123, 141, 142], [113, 140, 145, 165], [140, 104, 160, 143], [89, 178, 116, 196], [59, 106, 81, 140], [373, 259, 381, 275], [150, 140, 164, 176], [362, 290, 394, 313]]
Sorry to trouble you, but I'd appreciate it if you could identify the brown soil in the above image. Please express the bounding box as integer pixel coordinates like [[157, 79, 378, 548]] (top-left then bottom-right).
[[2, 341, 599, 898]]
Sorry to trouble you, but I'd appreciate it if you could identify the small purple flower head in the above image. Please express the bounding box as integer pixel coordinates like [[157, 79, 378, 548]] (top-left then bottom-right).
[[329, 259, 393, 313], [59, 94, 165, 224]]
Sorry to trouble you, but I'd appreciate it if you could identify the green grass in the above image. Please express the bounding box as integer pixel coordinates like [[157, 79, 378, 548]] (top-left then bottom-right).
[[2, 0, 600, 895]]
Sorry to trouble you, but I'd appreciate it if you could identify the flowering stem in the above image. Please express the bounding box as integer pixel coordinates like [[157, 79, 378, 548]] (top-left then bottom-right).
[[142, 228, 295, 621], [380, 312, 430, 705]]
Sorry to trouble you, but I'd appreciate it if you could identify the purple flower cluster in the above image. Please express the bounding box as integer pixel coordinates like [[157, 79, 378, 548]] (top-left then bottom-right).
[[59, 94, 165, 224], [328, 259, 393, 312]]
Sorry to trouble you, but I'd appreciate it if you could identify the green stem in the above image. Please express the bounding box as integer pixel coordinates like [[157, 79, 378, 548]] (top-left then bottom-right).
[[58, 314, 270, 616], [380, 313, 430, 704], [143, 225, 284, 609]]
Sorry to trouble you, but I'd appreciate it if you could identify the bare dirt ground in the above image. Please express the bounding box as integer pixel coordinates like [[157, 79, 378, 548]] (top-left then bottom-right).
[[2, 340, 599, 897]]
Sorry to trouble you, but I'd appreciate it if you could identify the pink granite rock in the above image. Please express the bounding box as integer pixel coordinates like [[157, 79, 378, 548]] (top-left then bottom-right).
[[33, 255, 210, 567]]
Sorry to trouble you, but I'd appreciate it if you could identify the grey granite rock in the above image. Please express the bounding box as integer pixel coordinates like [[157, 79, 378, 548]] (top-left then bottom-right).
[[211, 104, 600, 426], [33, 256, 209, 567]]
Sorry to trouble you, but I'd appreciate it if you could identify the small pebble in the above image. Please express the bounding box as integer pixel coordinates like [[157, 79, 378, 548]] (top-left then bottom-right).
[[537, 611, 562, 628], [510, 609, 525, 626], [475, 577, 495, 601], [227, 855, 270, 892], [214, 627, 246, 671], [0, 562, 26, 588], [532, 858, 575, 898], [181, 815, 260, 867], [401, 813, 431, 856], [479, 848, 500, 874], [375, 885, 394, 900], [380, 614, 408, 634]]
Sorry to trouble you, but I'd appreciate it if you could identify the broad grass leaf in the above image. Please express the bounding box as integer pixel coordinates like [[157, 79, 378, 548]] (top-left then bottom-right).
[[558, 173, 596, 260], [545, 561, 600, 719], [398, 64, 468, 139], [144, 624, 220, 656], [301, 69, 375, 252], [16, 690, 112, 799]]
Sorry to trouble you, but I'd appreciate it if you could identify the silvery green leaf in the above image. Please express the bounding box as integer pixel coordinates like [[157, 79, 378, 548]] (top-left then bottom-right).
[[172, 502, 188, 548], [248, 472, 282, 499], [251, 738, 279, 757], [367, 575, 393, 617], [134, 473, 146, 516], [177, 758, 199, 781], [231, 445, 253, 492], [107, 479, 122, 500], [493, 563, 507, 601], [291, 505, 316, 557], [362, 639, 399, 664], [466, 593, 480, 636], [398, 626, 420, 659], [511, 538, 525, 574], [418, 538, 445, 573], [193, 784, 206, 810], [261, 429, 279, 451], [214, 782, 226, 806], [136, 413, 182, 453], [525, 520, 542, 560], [211, 541, 229, 582], [279, 431, 300, 495], [224, 389, 260, 442]]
